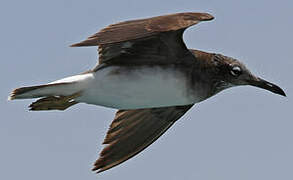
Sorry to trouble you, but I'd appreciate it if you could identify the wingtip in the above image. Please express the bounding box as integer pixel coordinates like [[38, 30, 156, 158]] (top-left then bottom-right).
[[91, 159, 102, 173], [91, 166, 98, 172], [91, 155, 118, 174], [70, 43, 82, 47], [92, 168, 102, 174], [92, 165, 106, 174], [200, 12, 214, 21], [185, 12, 214, 22], [70, 40, 99, 47], [70, 41, 92, 47]]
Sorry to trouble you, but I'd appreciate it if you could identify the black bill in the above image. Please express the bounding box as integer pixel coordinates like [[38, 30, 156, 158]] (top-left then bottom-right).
[[248, 77, 286, 97]]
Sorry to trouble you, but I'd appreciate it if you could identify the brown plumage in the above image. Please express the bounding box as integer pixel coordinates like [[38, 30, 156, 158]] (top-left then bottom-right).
[[71, 12, 213, 47], [93, 105, 193, 173], [9, 11, 286, 175], [71, 12, 213, 68], [72, 13, 214, 173]]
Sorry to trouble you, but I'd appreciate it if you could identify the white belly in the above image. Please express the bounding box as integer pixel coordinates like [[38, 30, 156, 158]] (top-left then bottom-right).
[[75, 65, 198, 109]]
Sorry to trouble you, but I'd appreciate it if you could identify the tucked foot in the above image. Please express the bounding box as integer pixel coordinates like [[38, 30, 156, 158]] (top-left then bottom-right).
[[29, 92, 81, 111]]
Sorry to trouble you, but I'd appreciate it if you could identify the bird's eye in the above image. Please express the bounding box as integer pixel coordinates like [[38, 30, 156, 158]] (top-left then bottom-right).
[[230, 66, 242, 77]]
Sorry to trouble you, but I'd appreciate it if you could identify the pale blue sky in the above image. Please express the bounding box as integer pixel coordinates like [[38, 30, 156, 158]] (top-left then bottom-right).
[[1, 0, 292, 180]]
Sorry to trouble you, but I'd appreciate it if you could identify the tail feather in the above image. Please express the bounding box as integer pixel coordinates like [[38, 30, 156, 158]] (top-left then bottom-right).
[[8, 82, 78, 100], [9, 86, 41, 100]]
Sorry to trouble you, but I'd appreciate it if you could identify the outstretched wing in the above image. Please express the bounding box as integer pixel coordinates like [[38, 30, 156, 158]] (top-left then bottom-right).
[[71, 12, 214, 67], [93, 104, 194, 173]]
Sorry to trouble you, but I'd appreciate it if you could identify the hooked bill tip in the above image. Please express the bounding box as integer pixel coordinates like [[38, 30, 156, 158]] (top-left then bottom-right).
[[274, 87, 286, 97], [249, 77, 286, 97]]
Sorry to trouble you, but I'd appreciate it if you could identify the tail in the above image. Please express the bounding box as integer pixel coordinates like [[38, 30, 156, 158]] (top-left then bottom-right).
[[8, 73, 92, 110], [8, 83, 82, 111], [9, 83, 77, 100]]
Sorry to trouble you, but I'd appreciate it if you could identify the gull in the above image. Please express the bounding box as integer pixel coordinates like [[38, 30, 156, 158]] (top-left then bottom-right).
[[8, 12, 286, 173]]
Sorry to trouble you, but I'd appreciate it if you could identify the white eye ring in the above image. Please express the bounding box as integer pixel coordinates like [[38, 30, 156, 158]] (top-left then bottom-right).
[[230, 66, 242, 76]]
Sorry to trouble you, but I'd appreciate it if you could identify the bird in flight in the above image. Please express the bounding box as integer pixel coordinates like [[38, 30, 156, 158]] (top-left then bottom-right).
[[9, 12, 286, 173]]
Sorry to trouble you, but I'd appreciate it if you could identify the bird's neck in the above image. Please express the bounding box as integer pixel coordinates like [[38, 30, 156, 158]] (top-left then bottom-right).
[[187, 49, 233, 99]]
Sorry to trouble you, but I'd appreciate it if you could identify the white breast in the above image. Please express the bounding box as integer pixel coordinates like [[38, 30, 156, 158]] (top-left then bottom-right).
[[77, 65, 200, 109]]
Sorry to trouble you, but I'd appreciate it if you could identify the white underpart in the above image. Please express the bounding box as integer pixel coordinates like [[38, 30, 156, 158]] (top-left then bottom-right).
[[33, 66, 201, 109], [12, 66, 201, 108], [54, 65, 199, 109]]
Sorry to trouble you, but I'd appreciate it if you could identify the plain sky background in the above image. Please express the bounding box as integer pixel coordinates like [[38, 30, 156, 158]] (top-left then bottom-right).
[[1, 0, 292, 180]]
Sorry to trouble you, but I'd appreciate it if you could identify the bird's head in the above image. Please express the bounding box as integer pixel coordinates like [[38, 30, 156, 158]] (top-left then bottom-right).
[[210, 54, 286, 96]]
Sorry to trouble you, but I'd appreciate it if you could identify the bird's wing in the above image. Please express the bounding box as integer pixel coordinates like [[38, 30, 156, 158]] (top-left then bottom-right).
[[92, 104, 194, 173], [71, 12, 214, 67]]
